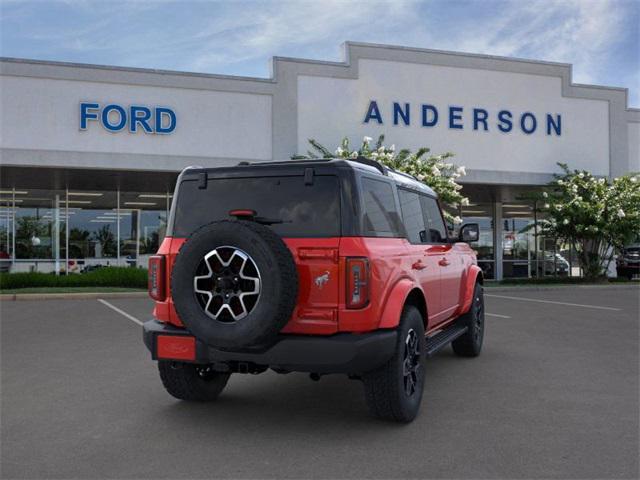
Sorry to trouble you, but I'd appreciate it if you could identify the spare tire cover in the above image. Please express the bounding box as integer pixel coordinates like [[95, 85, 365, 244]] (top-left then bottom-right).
[[171, 220, 298, 349]]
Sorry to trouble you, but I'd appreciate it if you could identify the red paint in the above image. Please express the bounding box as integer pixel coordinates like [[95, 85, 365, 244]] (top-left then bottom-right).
[[156, 335, 196, 361], [151, 235, 479, 335]]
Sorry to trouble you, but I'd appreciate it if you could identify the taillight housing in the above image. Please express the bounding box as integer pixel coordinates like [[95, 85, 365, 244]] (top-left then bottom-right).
[[346, 257, 370, 309], [148, 255, 166, 301]]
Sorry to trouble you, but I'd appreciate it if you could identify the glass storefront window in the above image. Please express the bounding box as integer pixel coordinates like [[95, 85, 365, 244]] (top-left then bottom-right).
[[67, 191, 119, 272], [119, 192, 169, 267], [502, 203, 535, 278], [0, 188, 170, 273]]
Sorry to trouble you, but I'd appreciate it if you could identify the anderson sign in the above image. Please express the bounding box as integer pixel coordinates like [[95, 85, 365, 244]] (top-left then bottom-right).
[[363, 100, 562, 136]]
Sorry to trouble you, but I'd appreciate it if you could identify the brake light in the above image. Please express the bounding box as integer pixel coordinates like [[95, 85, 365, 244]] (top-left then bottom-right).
[[346, 257, 370, 309], [148, 255, 166, 301]]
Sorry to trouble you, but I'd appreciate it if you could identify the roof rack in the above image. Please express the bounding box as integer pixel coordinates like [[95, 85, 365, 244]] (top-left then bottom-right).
[[236, 158, 333, 167], [351, 156, 387, 175]]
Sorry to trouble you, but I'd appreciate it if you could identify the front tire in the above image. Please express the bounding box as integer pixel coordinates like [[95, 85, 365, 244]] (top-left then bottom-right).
[[362, 305, 426, 422], [158, 361, 230, 401], [452, 282, 485, 357]]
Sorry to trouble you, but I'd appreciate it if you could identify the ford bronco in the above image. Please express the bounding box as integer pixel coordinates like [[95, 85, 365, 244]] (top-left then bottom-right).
[[143, 157, 484, 422]]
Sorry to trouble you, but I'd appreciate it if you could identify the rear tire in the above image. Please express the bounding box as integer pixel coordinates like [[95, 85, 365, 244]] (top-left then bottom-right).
[[452, 282, 484, 357], [362, 305, 426, 422], [158, 361, 230, 401]]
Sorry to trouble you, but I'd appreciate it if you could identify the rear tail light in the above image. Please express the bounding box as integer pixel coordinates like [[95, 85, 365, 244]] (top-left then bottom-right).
[[346, 257, 370, 309], [148, 255, 166, 301]]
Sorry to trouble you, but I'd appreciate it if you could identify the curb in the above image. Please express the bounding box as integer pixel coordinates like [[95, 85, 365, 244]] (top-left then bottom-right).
[[0, 291, 149, 301], [485, 283, 639, 292]]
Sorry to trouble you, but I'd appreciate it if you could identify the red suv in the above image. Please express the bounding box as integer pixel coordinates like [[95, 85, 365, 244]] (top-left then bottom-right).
[[144, 157, 484, 422]]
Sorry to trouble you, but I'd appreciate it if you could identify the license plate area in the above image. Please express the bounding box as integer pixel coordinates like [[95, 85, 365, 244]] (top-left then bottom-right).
[[156, 335, 196, 361]]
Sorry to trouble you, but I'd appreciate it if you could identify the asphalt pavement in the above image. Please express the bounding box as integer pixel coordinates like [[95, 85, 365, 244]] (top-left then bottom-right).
[[1, 286, 638, 479]]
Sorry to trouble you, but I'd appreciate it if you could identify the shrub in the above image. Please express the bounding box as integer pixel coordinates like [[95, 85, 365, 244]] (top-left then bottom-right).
[[0, 267, 148, 290], [535, 163, 640, 280]]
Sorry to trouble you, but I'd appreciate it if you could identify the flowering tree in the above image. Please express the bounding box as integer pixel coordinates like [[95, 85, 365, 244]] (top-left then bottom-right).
[[537, 163, 640, 279], [294, 135, 469, 224]]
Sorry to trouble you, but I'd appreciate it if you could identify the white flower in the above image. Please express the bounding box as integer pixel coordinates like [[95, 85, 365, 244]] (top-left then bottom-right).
[[448, 178, 457, 185], [371, 152, 378, 158], [544, 203, 550, 209], [542, 191, 548, 198], [631, 176, 638, 183], [363, 136, 372, 144], [453, 216, 462, 225], [578, 172, 584, 178], [390, 144, 395, 152], [456, 166, 467, 176], [555, 205, 563, 211], [350, 152, 358, 159], [461, 198, 470, 206], [563, 219, 569, 225], [335, 147, 343, 156], [617, 209, 625, 218], [557, 179, 564, 185], [431, 166, 440, 176]]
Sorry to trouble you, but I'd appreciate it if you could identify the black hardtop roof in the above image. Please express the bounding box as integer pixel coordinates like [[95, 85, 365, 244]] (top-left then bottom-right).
[[181, 157, 437, 197]]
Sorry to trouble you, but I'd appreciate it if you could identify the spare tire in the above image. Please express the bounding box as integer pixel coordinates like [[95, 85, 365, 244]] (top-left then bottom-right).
[[171, 220, 298, 350]]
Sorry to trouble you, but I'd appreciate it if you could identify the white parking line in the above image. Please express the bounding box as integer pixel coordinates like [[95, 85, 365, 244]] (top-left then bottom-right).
[[485, 313, 511, 318], [485, 294, 621, 311], [97, 299, 143, 326]]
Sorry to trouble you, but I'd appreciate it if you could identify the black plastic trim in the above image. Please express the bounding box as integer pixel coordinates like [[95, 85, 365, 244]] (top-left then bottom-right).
[[143, 320, 397, 374]]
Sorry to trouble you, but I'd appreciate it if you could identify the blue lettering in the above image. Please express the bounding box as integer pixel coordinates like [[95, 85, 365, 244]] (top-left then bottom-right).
[[473, 108, 489, 131], [130, 105, 153, 133], [520, 112, 537, 134], [449, 106, 463, 129], [421, 104, 438, 127], [393, 102, 410, 126], [80, 102, 99, 130], [497, 110, 513, 132], [155, 107, 176, 134], [363, 100, 383, 124], [546, 114, 561, 136], [101, 104, 127, 132]]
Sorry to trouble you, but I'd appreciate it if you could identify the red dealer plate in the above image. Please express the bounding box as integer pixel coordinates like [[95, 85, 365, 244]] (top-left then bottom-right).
[[157, 335, 196, 361]]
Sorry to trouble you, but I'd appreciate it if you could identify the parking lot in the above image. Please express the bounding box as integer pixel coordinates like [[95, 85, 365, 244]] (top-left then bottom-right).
[[1, 285, 638, 479]]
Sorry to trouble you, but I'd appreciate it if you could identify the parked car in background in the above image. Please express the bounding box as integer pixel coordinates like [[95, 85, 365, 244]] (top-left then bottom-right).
[[0, 250, 11, 273], [617, 243, 640, 280]]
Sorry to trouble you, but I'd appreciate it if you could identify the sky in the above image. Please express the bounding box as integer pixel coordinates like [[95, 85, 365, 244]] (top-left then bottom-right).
[[1, 0, 639, 106]]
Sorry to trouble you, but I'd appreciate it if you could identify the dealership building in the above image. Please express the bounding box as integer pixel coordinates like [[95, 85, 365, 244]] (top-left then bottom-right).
[[1, 42, 638, 279]]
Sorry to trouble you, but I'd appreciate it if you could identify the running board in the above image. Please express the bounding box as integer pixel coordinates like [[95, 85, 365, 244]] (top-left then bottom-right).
[[425, 325, 468, 357]]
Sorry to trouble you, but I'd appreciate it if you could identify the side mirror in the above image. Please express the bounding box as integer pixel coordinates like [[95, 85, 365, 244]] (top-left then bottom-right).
[[458, 223, 479, 243]]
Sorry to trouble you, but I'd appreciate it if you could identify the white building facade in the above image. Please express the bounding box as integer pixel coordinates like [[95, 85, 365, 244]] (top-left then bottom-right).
[[1, 42, 638, 279]]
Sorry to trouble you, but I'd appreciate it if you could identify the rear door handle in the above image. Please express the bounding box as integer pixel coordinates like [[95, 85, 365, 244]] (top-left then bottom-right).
[[438, 258, 450, 267], [412, 260, 427, 271]]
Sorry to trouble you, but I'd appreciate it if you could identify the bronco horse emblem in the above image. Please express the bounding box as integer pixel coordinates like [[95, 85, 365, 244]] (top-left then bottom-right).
[[314, 271, 330, 289]]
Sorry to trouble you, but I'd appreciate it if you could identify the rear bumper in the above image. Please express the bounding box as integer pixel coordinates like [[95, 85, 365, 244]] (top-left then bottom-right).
[[143, 320, 397, 374]]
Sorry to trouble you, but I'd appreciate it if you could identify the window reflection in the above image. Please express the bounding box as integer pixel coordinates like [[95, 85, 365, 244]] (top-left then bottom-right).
[[0, 188, 169, 273]]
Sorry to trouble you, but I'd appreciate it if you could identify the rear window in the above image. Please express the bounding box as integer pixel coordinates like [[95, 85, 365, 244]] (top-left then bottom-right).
[[172, 175, 340, 237]]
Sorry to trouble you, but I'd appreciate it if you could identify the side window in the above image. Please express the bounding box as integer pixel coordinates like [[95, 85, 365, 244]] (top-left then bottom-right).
[[361, 177, 401, 235], [420, 195, 448, 243], [398, 189, 427, 244]]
